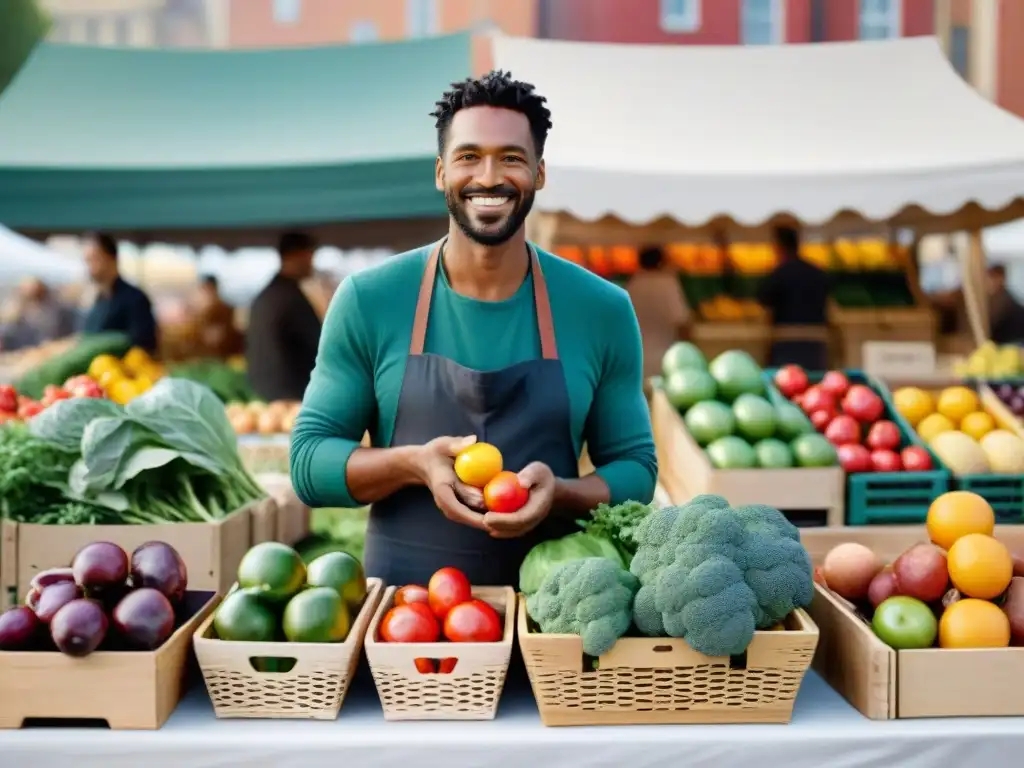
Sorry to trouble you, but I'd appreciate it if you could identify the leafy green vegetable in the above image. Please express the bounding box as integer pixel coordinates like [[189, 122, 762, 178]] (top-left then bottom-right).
[[579, 500, 654, 560], [28, 397, 123, 453], [519, 531, 625, 595]]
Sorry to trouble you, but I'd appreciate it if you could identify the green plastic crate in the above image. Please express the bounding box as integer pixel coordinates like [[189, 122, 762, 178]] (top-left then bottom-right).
[[764, 369, 951, 525]]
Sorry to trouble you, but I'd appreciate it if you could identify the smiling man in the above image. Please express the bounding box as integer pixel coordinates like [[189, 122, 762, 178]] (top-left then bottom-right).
[[290, 71, 657, 587]]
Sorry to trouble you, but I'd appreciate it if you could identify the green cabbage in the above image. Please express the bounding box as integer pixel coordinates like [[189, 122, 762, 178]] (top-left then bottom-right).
[[519, 531, 625, 595]]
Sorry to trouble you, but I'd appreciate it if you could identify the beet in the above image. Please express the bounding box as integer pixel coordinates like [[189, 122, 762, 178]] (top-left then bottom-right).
[[130, 542, 188, 604], [72, 541, 129, 594], [30, 567, 75, 593], [50, 599, 108, 657], [112, 588, 175, 650], [0, 606, 41, 650], [35, 581, 83, 623]]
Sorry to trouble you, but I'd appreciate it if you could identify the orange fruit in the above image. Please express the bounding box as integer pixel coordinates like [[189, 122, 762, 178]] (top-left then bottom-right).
[[939, 598, 1010, 649], [926, 491, 995, 551], [947, 533, 1013, 600], [453, 442, 503, 488]]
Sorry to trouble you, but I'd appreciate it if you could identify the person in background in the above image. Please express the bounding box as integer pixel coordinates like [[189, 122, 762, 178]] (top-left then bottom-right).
[[193, 275, 243, 358], [81, 232, 159, 353], [987, 264, 1024, 344], [246, 231, 322, 402], [0, 277, 77, 351], [757, 226, 830, 370], [625, 246, 691, 380]]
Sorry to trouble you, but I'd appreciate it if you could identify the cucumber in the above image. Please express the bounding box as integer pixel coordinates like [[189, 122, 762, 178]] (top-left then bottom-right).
[[15, 332, 132, 398]]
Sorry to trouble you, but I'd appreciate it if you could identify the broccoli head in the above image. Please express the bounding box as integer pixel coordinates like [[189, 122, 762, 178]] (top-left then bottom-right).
[[526, 557, 639, 657], [629, 494, 813, 657]]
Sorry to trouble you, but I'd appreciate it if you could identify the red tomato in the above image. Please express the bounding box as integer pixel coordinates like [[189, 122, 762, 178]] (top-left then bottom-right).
[[824, 415, 861, 446], [774, 365, 808, 399], [841, 385, 884, 424], [820, 371, 850, 398], [406, 601, 437, 624], [801, 386, 836, 416], [809, 410, 832, 431], [394, 584, 429, 607], [18, 401, 43, 420], [870, 449, 902, 473], [65, 376, 104, 399], [483, 471, 529, 513], [443, 600, 502, 643], [414, 657, 436, 674], [865, 420, 901, 452], [901, 446, 933, 472], [836, 443, 872, 473], [0, 385, 17, 413], [427, 567, 472, 620], [438, 657, 458, 674], [379, 604, 440, 643], [41, 385, 71, 406]]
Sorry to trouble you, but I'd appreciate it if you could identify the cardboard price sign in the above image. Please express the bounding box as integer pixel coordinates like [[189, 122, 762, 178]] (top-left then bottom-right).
[[862, 341, 937, 379]]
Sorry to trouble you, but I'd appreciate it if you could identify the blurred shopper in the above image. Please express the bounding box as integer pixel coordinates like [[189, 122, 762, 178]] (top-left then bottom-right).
[[194, 275, 243, 358], [758, 226, 830, 369], [81, 232, 159, 353], [987, 264, 1024, 344], [0, 277, 77, 350], [246, 231, 322, 401], [625, 246, 691, 380]]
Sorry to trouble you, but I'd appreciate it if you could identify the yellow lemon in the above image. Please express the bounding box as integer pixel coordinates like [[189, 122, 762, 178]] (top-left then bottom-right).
[[918, 412, 955, 443], [109, 379, 140, 405], [88, 354, 123, 380], [97, 369, 123, 390], [892, 387, 935, 427], [937, 386, 980, 424], [959, 411, 996, 441], [122, 347, 152, 374]]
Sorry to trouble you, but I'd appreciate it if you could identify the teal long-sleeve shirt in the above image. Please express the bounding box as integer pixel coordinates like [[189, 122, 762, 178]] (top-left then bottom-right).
[[290, 244, 657, 510]]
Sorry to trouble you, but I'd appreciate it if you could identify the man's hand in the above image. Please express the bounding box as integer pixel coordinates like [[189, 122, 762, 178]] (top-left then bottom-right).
[[413, 435, 488, 530], [484, 461, 557, 539]]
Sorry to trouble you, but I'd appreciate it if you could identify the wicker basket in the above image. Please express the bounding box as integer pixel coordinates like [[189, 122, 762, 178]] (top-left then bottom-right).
[[193, 577, 383, 720], [364, 585, 515, 721], [518, 598, 819, 726]]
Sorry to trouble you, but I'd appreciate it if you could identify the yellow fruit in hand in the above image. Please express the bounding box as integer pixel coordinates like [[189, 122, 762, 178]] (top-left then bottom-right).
[[917, 412, 955, 442], [959, 411, 995, 441], [892, 387, 934, 426], [936, 386, 980, 424], [453, 442, 503, 488]]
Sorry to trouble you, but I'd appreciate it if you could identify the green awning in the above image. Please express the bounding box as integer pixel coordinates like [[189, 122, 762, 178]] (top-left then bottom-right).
[[0, 34, 471, 241]]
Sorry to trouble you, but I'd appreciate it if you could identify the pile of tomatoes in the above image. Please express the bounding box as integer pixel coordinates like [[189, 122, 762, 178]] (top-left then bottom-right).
[[454, 442, 529, 514], [0, 376, 105, 423], [378, 566, 503, 673]]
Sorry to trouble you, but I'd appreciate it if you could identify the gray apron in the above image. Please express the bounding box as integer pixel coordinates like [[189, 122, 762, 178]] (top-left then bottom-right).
[[363, 241, 580, 588]]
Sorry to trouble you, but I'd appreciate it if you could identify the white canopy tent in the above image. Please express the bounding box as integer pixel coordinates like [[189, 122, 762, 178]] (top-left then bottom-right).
[[0, 225, 85, 285], [488, 36, 1024, 244]]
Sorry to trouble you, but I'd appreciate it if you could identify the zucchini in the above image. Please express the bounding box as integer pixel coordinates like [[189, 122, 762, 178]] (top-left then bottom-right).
[[15, 332, 132, 398]]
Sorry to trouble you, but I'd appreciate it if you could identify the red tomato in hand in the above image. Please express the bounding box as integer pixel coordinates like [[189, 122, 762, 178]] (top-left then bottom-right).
[[901, 446, 933, 471], [774, 365, 808, 399], [443, 599, 502, 643], [379, 604, 440, 643], [483, 471, 529, 513], [395, 584, 429, 607], [824, 415, 861, 446], [865, 420, 901, 452], [0, 384, 17, 413], [427, 567, 472, 620]]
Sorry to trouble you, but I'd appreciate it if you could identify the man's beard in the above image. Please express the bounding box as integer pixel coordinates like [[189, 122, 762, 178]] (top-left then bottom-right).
[[445, 185, 536, 247]]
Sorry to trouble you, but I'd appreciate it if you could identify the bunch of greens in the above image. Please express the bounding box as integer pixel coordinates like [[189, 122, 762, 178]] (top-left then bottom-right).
[[579, 500, 654, 560], [15, 378, 266, 525]]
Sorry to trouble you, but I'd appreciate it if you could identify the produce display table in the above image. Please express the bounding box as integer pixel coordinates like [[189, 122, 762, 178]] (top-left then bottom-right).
[[3, 670, 1023, 768]]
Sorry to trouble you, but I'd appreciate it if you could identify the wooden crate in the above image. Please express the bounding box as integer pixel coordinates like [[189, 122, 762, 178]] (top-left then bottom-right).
[[811, 583, 1024, 718], [651, 389, 845, 526], [828, 299, 938, 370], [0, 591, 217, 729], [194, 578, 382, 720], [3, 501, 256, 606], [519, 598, 818, 726], [364, 585, 515, 721], [691, 321, 771, 366], [0, 519, 15, 612]]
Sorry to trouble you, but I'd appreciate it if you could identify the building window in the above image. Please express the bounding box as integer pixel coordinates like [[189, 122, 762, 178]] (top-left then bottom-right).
[[859, 0, 901, 40], [115, 17, 131, 46], [350, 20, 379, 44], [406, 0, 438, 37], [660, 0, 701, 33], [83, 17, 101, 44], [273, 0, 301, 25], [949, 25, 970, 78], [741, 0, 784, 45]]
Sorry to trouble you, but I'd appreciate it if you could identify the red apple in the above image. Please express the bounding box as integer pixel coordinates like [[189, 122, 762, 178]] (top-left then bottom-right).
[[841, 384, 885, 423], [802, 386, 837, 416], [866, 420, 901, 452], [837, 443, 872, 473], [868, 569, 900, 609], [810, 410, 833, 431], [870, 449, 902, 472], [825, 415, 861, 446], [893, 544, 949, 603], [900, 446, 933, 471], [774, 365, 809, 399], [820, 370, 850, 398]]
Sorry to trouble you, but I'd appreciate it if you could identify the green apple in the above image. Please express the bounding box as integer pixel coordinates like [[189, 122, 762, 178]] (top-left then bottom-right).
[[872, 596, 938, 650]]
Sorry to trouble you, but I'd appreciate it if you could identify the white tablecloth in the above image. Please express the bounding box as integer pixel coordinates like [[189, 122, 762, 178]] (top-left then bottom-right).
[[2, 670, 1023, 768]]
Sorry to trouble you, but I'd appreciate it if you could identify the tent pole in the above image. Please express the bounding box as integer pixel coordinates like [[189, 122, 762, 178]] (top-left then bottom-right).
[[960, 230, 990, 346]]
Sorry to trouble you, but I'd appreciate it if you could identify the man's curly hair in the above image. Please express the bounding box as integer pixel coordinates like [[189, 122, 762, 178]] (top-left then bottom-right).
[[430, 70, 553, 158]]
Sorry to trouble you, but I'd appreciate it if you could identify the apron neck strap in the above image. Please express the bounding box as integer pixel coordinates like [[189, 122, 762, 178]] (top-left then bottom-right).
[[409, 239, 558, 360]]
